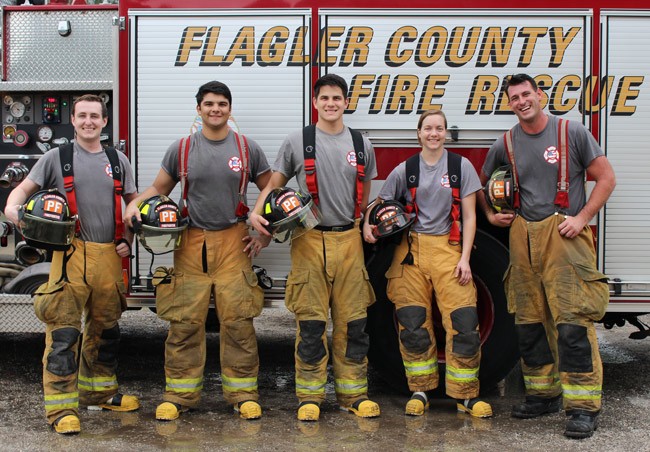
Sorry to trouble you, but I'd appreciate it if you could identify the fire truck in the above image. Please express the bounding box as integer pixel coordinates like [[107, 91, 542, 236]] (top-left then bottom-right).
[[0, 0, 648, 391]]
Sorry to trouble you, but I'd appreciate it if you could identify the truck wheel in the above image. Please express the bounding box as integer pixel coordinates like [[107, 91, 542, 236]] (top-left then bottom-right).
[[366, 230, 518, 394]]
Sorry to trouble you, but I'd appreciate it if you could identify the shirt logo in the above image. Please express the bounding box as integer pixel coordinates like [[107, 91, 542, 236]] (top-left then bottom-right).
[[228, 156, 243, 172], [440, 173, 451, 188], [105, 163, 113, 178], [544, 146, 559, 164], [346, 151, 357, 167]]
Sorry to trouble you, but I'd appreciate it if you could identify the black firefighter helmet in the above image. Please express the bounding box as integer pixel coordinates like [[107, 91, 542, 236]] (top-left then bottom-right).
[[368, 199, 414, 238], [136, 195, 187, 254], [18, 189, 76, 251], [262, 187, 321, 243]]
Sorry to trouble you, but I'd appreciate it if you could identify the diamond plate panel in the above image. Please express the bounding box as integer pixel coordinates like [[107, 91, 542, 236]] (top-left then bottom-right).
[[0, 294, 44, 333], [3, 9, 115, 91]]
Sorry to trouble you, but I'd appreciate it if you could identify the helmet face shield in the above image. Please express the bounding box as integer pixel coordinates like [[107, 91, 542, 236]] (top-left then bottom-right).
[[374, 211, 413, 237], [369, 200, 414, 238], [136, 195, 187, 254], [138, 224, 184, 254], [19, 189, 76, 251], [263, 188, 321, 243], [20, 213, 76, 249], [485, 166, 515, 212]]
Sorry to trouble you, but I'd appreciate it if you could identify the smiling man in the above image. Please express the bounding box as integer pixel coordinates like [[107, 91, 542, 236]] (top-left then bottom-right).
[[125, 81, 272, 422], [478, 73, 616, 439], [4, 94, 139, 434], [249, 73, 379, 422]]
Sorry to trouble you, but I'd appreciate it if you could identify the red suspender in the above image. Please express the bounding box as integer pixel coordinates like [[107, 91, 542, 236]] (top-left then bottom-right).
[[447, 151, 462, 245], [178, 135, 191, 218], [350, 129, 366, 219], [554, 118, 570, 210], [503, 130, 521, 210], [233, 131, 250, 219], [303, 125, 319, 206], [62, 174, 79, 236], [112, 171, 124, 242]]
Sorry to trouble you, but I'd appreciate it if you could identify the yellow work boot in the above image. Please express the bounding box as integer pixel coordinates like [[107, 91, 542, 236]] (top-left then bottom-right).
[[90, 393, 140, 412], [344, 399, 380, 418], [457, 398, 493, 418], [234, 400, 262, 420], [297, 401, 320, 421], [405, 393, 429, 416], [53, 414, 80, 435], [156, 401, 188, 421]]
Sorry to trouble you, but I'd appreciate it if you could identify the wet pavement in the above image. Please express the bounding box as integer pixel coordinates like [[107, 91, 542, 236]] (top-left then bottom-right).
[[0, 307, 649, 451]]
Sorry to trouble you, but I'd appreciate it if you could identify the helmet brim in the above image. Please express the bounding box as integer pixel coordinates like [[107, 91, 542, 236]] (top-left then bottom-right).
[[20, 212, 76, 249], [374, 212, 414, 238], [138, 224, 187, 254]]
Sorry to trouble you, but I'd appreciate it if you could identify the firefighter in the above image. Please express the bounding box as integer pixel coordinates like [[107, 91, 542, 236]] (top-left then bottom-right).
[[478, 73, 616, 439], [249, 74, 379, 421], [4, 94, 140, 434], [363, 109, 492, 418], [124, 81, 272, 421]]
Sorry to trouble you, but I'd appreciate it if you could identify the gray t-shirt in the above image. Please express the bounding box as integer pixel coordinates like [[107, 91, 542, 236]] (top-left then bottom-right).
[[27, 142, 136, 243], [162, 130, 270, 230], [379, 150, 481, 234], [482, 115, 604, 221], [273, 126, 377, 226]]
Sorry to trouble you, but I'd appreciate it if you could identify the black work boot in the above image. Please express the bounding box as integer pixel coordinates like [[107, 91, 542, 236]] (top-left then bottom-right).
[[564, 409, 599, 439], [511, 394, 562, 419]]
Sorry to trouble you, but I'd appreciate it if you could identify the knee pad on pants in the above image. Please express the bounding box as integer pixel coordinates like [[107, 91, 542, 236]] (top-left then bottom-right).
[[97, 324, 120, 366], [298, 320, 327, 365], [396, 306, 431, 354], [450, 306, 480, 357], [47, 327, 80, 376], [516, 323, 555, 367], [558, 323, 593, 373], [345, 317, 369, 361]]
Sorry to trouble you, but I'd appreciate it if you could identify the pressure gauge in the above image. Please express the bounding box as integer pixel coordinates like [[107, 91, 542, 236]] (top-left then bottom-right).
[[3, 125, 16, 139], [10, 101, 26, 118], [37, 125, 54, 142], [3, 95, 13, 106]]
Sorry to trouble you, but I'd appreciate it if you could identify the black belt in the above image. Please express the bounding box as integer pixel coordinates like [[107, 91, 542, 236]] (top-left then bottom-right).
[[314, 223, 355, 232]]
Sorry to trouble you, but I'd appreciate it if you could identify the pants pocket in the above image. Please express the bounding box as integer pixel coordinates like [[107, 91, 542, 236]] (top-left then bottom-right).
[[154, 267, 184, 322], [571, 262, 610, 321], [116, 281, 128, 313], [285, 268, 310, 315], [385, 263, 405, 303], [551, 262, 609, 322], [33, 280, 79, 324], [243, 268, 264, 318], [361, 267, 376, 307]]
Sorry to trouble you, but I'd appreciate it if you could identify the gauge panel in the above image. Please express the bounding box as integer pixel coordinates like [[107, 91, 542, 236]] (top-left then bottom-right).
[[0, 91, 112, 155]]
